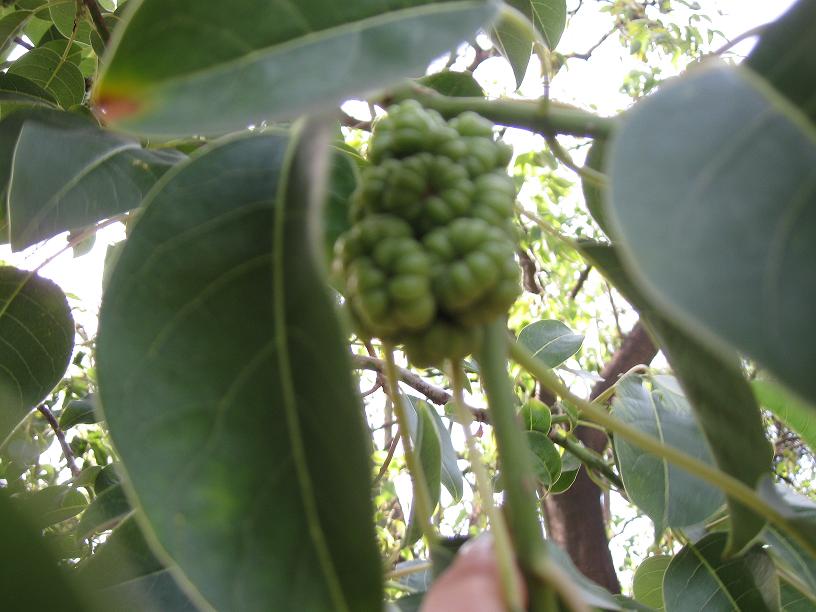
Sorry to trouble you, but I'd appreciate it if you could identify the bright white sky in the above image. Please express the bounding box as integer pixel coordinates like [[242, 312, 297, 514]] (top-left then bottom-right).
[[1, 0, 799, 589]]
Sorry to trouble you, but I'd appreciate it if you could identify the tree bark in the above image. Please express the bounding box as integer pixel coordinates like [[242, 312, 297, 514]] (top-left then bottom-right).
[[541, 322, 657, 593]]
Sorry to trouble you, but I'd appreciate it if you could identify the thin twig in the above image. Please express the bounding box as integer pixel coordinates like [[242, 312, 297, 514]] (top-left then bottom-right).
[[710, 23, 767, 57], [374, 432, 401, 486], [13, 36, 33, 50], [37, 404, 80, 478], [544, 133, 607, 188], [569, 265, 592, 300], [562, 26, 618, 61]]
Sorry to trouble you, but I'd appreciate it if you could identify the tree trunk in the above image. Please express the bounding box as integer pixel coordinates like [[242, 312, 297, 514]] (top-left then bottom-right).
[[542, 322, 657, 593]]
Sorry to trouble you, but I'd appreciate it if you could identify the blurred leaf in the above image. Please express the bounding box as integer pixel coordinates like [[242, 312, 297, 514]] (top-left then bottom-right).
[[613, 375, 724, 533], [13, 485, 87, 528], [0, 266, 73, 446], [0, 11, 32, 57], [608, 64, 816, 407], [752, 379, 816, 452], [59, 395, 100, 429], [418, 71, 484, 97], [549, 544, 627, 610], [0, 73, 58, 108], [663, 533, 779, 612], [76, 483, 132, 540], [323, 143, 358, 266], [505, 0, 565, 50], [0, 491, 90, 611], [94, 0, 498, 136], [97, 128, 383, 610], [581, 137, 611, 235], [746, 0, 816, 124], [94, 463, 122, 494], [763, 527, 816, 606], [9, 120, 184, 249], [518, 319, 583, 368], [76, 515, 199, 612], [633, 555, 671, 610]]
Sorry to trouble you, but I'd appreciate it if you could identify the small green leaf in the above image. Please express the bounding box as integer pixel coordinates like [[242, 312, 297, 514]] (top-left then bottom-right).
[[418, 71, 485, 97], [323, 144, 359, 266], [518, 319, 583, 368], [613, 375, 724, 533], [97, 128, 383, 611], [549, 452, 580, 494], [0, 266, 73, 446], [76, 483, 132, 540], [59, 395, 99, 429], [404, 396, 442, 545], [8, 120, 184, 249], [505, 0, 566, 50], [49, 0, 93, 44], [8, 47, 84, 108], [94, 0, 498, 137], [633, 555, 671, 610], [491, 7, 537, 89], [427, 402, 464, 502], [526, 430, 561, 487], [663, 533, 779, 612]]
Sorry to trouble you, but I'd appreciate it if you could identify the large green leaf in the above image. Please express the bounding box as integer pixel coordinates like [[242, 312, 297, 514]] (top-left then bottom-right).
[[404, 395, 442, 545], [752, 379, 816, 452], [526, 430, 560, 488], [613, 375, 724, 533], [580, 243, 770, 554], [0, 491, 90, 612], [517, 319, 583, 368], [633, 555, 671, 610], [8, 47, 84, 108], [0, 73, 58, 109], [0, 266, 73, 446], [94, 0, 498, 137], [746, 0, 816, 124], [608, 64, 816, 406], [97, 128, 382, 611], [662, 533, 779, 612], [75, 515, 200, 612], [13, 484, 87, 527], [8, 120, 183, 249]]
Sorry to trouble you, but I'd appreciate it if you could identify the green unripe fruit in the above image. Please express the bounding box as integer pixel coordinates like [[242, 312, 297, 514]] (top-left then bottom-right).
[[334, 102, 522, 365]]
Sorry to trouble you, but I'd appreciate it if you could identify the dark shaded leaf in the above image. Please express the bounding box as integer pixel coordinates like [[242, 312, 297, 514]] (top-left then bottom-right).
[[59, 395, 100, 429], [0, 490, 90, 611], [76, 483, 132, 540]]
